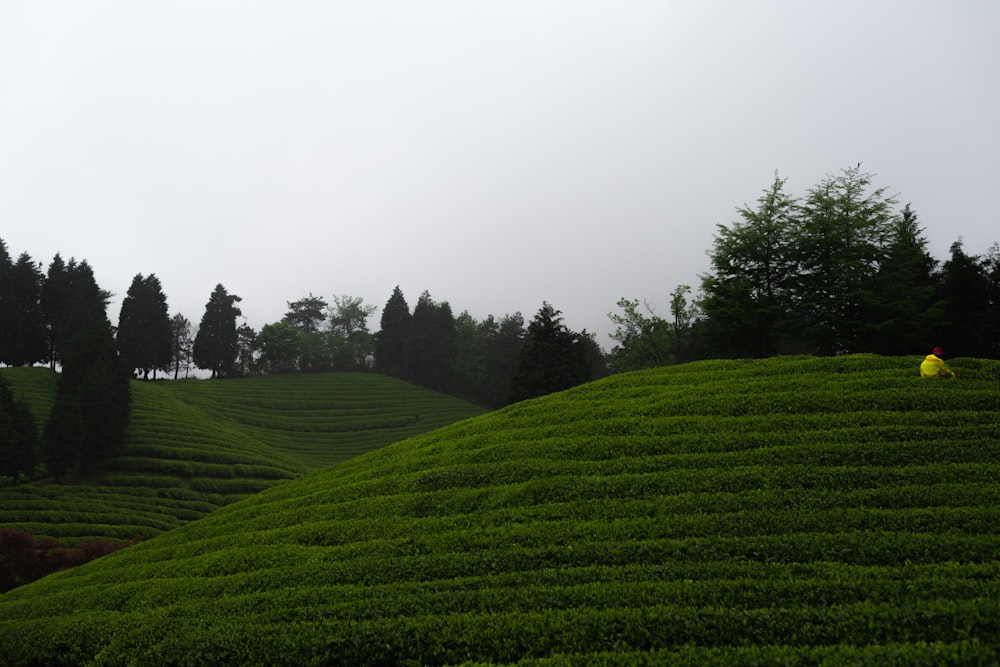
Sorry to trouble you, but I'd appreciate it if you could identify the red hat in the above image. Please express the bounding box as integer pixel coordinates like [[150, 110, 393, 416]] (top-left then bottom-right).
[[932, 346, 944, 356]]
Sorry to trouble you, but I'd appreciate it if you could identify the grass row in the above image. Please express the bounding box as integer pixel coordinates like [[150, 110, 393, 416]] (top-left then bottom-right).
[[0, 355, 998, 664], [0, 370, 485, 543]]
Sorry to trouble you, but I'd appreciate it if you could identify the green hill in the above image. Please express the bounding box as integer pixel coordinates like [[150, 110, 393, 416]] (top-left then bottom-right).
[[0, 369, 486, 545], [1, 355, 999, 665]]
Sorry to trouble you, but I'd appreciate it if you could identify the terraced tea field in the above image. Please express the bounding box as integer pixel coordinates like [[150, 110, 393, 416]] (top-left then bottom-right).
[[0, 369, 485, 544], [1, 355, 998, 665]]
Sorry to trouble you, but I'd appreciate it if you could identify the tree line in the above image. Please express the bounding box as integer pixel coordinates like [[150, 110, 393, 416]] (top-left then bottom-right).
[[3, 165, 997, 479], [1, 243, 607, 483], [0, 247, 131, 482], [609, 166, 1000, 369], [187, 285, 608, 409]]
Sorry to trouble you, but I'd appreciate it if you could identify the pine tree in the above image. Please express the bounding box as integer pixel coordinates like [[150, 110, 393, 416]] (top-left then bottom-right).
[[374, 286, 410, 376]]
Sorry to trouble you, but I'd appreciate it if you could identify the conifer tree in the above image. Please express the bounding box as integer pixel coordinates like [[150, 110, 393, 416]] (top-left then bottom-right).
[[508, 303, 591, 403], [192, 284, 243, 378], [0, 372, 39, 481], [699, 174, 799, 357], [374, 286, 410, 376], [43, 260, 130, 475], [117, 274, 173, 379]]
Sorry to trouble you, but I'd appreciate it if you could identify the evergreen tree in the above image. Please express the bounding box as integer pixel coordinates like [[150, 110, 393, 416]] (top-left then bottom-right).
[[283, 294, 328, 334], [792, 165, 898, 354], [374, 286, 410, 376], [0, 372, 39, 482], [937, 240, 995, 357], [404, 290, 437, 387], [699, 174, 799, 357], [859, 204, 942, 354], [43, 260, 130, 475], [192, 284, 243, 378], [0, 246, 46, 367], [508, 303, 591, 403], [40, 253, 72, 369], [0, 241, 16, 363], [117, 274, 173, 379], [485, 312, 526, 408]]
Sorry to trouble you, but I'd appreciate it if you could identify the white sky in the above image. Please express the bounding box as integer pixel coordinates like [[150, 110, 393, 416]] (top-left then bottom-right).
[[2, 1, 998, 349]]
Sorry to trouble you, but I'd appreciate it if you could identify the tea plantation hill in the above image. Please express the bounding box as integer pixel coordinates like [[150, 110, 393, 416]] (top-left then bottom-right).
[[0, 368, 486, 547], [2, 355, 1000, 665]]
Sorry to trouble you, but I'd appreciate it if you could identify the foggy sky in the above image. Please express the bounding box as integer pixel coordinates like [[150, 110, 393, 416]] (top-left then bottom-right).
[[2, 1, 998, 348]]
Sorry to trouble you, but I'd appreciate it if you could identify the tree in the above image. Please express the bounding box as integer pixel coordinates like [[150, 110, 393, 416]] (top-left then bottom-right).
[[0, 372, 39, 482], [792, 165, 899, 354], [508, 302, 592, 403], [0, 240, 14, 364], [283, 294, 328, 334], [328, 295, 376, 370], [117, 274, 173, 379], [607, 298, 672, 372], [937, 240, 995, 357], [374, 286, 410, 376], [254, 321, 303, 374], [478, 312, 527, 408], [403, 291, 457, 391], [0, 247, 46, 367], [169, 313, 194, 379], [699, 173, 800, 357], [40, 253, 72, 369], [43, 260, 130, 476], [192, 284, 243, 378], [858, 204, 942, 354], [451, 311, 489, 402]]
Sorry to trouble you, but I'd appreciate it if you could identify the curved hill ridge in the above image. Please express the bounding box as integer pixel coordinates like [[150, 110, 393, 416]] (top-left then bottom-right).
[[0, 370, 486, 543], [1, 355, 999, 665]]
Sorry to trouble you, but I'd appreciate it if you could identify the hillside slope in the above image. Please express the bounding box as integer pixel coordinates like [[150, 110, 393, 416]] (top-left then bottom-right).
[[0, 370, 485, 544], [1, 355, 999, 665]]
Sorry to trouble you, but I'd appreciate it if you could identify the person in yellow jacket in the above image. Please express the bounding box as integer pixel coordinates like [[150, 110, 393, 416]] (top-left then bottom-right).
[[920, 346, 956, 379]]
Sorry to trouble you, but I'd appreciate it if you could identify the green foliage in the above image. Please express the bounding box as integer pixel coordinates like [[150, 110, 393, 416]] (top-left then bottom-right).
[[4, 355, 995, 664], [0, 372, 39, 481], [509, 303, 592, 402], [43, 261, 131, 476], [939, 240, 1000, 358], [117, 273, 173, 380], [193, 284, 243, 378], [374, 285, 409, 376], [698, 167, 970, 359], [0, 369, 485, 580]]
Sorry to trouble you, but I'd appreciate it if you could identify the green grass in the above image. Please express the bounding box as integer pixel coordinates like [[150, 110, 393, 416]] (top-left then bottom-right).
[[0, 371, 486, 543], [1, 354, 999, 665]]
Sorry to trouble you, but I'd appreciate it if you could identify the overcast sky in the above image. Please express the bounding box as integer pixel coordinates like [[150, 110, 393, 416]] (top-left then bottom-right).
[[2, 1, 998, 349]]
